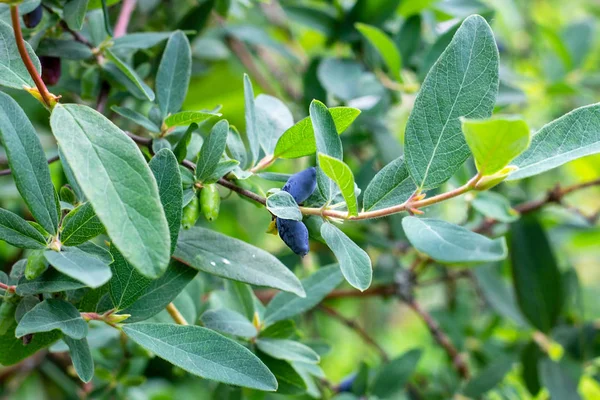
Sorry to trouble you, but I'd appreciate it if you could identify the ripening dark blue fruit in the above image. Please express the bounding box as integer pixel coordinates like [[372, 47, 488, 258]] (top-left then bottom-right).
[[282, 167, 317, 204], [40, 56, 61, 86], [23, 5, 43, 28], [276, 218, 309, 257], [337, 374, 356, 393]]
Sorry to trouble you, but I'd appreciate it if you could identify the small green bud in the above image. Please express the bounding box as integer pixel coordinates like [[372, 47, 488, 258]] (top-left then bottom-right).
[[200, 184, 220, 222]]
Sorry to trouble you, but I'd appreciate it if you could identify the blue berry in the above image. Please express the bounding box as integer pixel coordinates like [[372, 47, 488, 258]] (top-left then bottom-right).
[[282, 167, 317, 204], [23, 5, 43, 28], [337, 375, 356, 393], [276, 218, 309, 256]]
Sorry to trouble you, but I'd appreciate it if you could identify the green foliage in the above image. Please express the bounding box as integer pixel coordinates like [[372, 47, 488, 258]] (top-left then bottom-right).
[[0, 1, 599, 398]]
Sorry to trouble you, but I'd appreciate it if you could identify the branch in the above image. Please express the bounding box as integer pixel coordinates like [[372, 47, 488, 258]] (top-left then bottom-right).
[[166, 302, 189, 325], [10, 5, 53, 108], [0, 155, 60, 177], [406, 299, 470, 379], [114, 0, 137, 38], [319, 305, 389, 362]]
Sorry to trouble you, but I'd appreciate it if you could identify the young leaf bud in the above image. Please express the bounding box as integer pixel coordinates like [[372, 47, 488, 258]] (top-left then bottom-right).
[[276, 217, 309, 257], [282, 167, 317, 204]]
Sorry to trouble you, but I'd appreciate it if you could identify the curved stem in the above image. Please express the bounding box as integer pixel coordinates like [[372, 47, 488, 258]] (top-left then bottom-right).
[[166, 302, 188, 325], [114, 0, 137, 38], [10, 5, 53, 108]]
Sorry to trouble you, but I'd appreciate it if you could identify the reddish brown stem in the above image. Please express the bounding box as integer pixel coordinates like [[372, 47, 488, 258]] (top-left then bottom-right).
[[10, 5, 53, 107], [114, 0, 137, 38], [0, 282, 16, 293]]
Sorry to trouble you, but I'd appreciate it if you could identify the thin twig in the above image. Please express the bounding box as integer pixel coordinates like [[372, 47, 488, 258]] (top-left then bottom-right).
[[406, 299, 470, 379], [114, 0, 137, 38], [166, 302, 189, 325], [0, 155, 60, 177], [0, 282, 16, 293], [319, 305, 390, 362], [255, 284, 396, 304], [10, 5, 53, 107]]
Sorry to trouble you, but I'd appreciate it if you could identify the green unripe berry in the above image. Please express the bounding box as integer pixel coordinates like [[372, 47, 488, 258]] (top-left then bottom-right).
[[25, 250, 47, 280], [200, 184, 220, 222], [182, 192, 200, 229]]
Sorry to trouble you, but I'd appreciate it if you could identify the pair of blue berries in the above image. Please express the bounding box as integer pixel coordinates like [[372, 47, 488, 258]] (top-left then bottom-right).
[[276, 167, 317, 257]]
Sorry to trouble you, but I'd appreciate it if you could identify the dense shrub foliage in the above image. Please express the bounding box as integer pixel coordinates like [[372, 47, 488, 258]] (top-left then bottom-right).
[[0, 0, 599, 399]]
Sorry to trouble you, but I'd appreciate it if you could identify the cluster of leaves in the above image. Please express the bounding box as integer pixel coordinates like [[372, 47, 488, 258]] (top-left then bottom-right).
[[0, 0, 599, 399]]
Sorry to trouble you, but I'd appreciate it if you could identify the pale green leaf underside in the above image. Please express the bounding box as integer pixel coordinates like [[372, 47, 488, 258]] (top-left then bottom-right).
[[402, 217, 507, 264], [123, 323, 278, 391], [111, 106, 160, 132], [174, 227, 306, 297], [50, 104, 171, 279], [200, 308, 257, 339], [64, 336, 94, 383], [274, 107, 360, 159], [266, 191, 302, 221], [156, 31, 192, 117], [44, 247, 112, 288], [264, 265, 343, 325], [318, 153, 358, 216], [163, 110, 219, 128], [256, 339, 320, 364], [0, 20, 40, 89], [509, 103, 600, 180], [195, 119, 229, 182], [16, 299, 88, 339], [362, 156, 415, 212], [105, 49, 155, 101], [404, 15, 499, 190], [355, 22, 402, 81], [320, 224, 372, 291], [16, 269, 87, 296], [461, 116, 530, 176]]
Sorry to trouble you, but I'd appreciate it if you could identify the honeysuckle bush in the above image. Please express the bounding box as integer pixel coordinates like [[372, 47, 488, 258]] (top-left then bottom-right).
[[0, 0, 599, 399]]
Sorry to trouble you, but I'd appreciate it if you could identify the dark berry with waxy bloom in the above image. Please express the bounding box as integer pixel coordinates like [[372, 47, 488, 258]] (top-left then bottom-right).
[[23, 5, 43, 28], [282, 167, 317, 204], [276, 217, 309, 257], [40, 56, 61, 86], [337, 375, 356, 393]]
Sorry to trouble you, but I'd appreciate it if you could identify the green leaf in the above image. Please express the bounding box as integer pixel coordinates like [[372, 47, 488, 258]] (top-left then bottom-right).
[[0, 208, 47, 249], [244, 74, 260, 165], [318, 153, 359, 216], [227, 126, 248, 169], [200, 309, 257, 339], [510, 216, 563, 332], [64, 336, 94, 383], [60, 203, 105, 246], [509, 103, 600, 180], [461, 116, 530, 176], [355, 23, 402, 81], [258, 353, 307, 394], [111, 106, 160, 132], [539, 358, 582, 400], [195, 119, 230, 182], [0, 319, 60, 366], [174, 226, 305, 297], [260, 320, 296, 339], [255, 94, 294, 155], [163, 110, 219, 128], [156, 31, 192, 117], [0, 20, 41, 90], [474, 264, 527, 326], [123, 323, 277, 391], [404, 15, 499, 190], [402, 217, 507, 264], [203, 159, 239, 183], [44, 247, 112, 288], [471, 192, 519, 223], [264, 265, 343, 325], [225, 280, 255, 321], [16, 269, 87, 296], [112, 32, 174, 51], [256, 339, 320, 364], [320, 223, 372, 291], [121, 261, 197, 323], [311, 101, 343, 201], [371, 349, 422, 399], [0, 92, 59, 235], [274, 107, 360, 159], [104, 49, 155, 101], [50, 104, 171, 279], [362, 156, 415, 212], [37, 39, 93, 60], [174, 123, 196, 163], [266, 191, 302, 221], [149, 149, 183, 255], [63, 0, 90, 31], [463, 355, 514, 397], [16, 299, 87, 339], [108, 246, 152, 310]]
